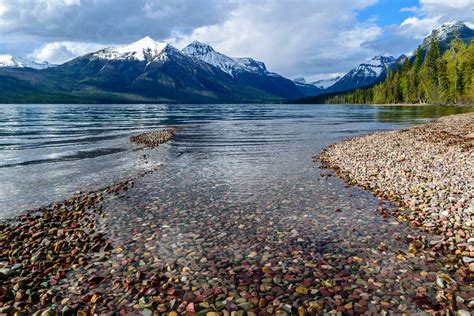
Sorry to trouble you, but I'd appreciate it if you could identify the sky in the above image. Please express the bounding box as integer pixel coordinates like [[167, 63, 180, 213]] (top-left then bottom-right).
[[0, 0, 473, 81]]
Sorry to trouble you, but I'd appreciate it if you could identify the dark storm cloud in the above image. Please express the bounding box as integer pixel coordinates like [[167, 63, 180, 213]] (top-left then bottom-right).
[[0, 0, 235, 43]]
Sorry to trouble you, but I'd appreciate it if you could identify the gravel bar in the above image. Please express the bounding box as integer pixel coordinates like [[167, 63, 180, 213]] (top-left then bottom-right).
[[130, 129, 176, 148]]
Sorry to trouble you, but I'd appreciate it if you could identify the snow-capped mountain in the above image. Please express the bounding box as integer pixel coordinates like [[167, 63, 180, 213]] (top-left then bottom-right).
[[312, 77, 341, 89], [182, 41, 237, 75], [294, 76, 340, 89], [183, 41, 302, 99], [38, 36, 279, 103], [92, 36, 180, 64], [327, 55, 405, 93], [292, 77, 324, 97], [0, 54, 52, 69], [421, 20, 474, 52], [182, 41, 269, 76]]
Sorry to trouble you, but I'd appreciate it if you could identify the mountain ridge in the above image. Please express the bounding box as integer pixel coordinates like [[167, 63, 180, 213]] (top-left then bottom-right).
[[182, 41, 303, 99], [1, 20, 473, 103]]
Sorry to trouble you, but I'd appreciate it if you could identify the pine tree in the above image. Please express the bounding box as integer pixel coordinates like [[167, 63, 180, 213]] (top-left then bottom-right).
[[413, 46, 423, 75], [422, 38, 441, 101], [319, 39, 474, 105]]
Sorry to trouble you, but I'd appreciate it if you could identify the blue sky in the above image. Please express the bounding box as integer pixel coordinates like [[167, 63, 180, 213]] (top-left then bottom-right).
[[0, 0, 472, 80], [358, 0, 420, 26]]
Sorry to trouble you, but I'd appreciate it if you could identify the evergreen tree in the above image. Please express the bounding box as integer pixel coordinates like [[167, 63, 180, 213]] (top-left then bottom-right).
[[421, 38, 441, 101], [316, 39, 474, 105], [413, 46, 423, 75]]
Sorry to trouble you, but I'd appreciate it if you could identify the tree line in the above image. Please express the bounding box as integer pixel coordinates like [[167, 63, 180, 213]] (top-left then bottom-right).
[[320, 37, 474, 105]]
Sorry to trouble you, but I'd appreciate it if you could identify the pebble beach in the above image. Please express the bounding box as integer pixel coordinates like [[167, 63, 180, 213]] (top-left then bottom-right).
[[1, 109, 473, 315], [319, 112, 474, 313]]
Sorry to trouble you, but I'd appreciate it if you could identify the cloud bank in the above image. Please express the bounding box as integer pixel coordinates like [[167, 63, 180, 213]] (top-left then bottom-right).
[[0, 0, 472, 79]]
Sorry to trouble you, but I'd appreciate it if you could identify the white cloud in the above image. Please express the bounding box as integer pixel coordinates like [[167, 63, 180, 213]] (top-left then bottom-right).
[[305, 72, 344, 82], [367, 0, 473, 57], [397, 0, 473, 40], [63, 0, 81, 5], [400, 6, 418, 13], [30, 42, 105, 64], [170, 0, 380, 78], [340, 24, 382, 48], [422, 0, 473, 9], [0, 2, 7, 16], [400, 16, 441, 39], [0, 0, 385, 79], [10, 0, 463, 79]]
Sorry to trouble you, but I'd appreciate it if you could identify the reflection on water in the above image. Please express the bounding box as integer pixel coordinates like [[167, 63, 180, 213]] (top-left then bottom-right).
[[0, 103, 471, 218]]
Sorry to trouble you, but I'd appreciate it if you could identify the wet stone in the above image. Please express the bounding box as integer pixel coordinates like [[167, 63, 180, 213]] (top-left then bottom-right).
[[1, 112, 472, 315]]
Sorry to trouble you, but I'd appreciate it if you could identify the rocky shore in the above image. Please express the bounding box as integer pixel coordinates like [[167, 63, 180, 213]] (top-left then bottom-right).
[[2, 117, 474, 315], [130, 129, 176, 148], [318, 112, 473, 309]]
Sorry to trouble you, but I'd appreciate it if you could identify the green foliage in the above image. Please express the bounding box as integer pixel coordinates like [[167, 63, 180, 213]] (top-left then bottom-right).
[[307, 38, 474, 105]]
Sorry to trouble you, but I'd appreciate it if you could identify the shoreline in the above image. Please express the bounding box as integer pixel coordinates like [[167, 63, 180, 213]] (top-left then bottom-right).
[[1, 120, 473, 314], [317, 112, 473, 311], [322, 103, 474, 107], [370, 103, 474, 107]]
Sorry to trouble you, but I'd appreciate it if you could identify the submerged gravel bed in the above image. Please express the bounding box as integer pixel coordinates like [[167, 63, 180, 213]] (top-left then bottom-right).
[[0, 167, 160, 316], [1, 114, 473, 315], [318, 113, 474, 308]]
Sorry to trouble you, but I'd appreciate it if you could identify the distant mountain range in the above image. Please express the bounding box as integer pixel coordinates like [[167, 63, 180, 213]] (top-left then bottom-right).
[[292, 55, 407, 95], [0, 54, 52, 69], [292, 20, 474, 97], [324, 55, 406, 93], [0, 20, 472, 103]]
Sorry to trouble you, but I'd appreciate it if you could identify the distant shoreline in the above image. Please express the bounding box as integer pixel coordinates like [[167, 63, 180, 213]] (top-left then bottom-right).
[[362, 103, 474, 107], [1, 101, 473, 107]]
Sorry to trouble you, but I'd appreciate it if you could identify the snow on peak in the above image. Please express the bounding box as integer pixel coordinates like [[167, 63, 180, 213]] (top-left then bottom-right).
[[312, 76, 341, 89], [364, 55, 396, 67], [427, 20, 474, 42], [293, 77, 307, 84], [185, 41, 216, 54], [439, 20, 473, 30], [0, 54, 52, 69], [183, 41, 237, 75], [234, 57, 267, 74], [182, 41, 268, 77], [342, 55, 398, 79], [92, 36, 178, 62]]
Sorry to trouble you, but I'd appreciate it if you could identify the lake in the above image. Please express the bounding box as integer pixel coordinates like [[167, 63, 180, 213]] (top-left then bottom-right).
[[1, 103, 473, 313], [0, 103, 471, 218]]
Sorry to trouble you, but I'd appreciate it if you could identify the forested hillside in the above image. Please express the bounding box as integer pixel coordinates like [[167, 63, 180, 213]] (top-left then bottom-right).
[[300, 38, 474, 105]]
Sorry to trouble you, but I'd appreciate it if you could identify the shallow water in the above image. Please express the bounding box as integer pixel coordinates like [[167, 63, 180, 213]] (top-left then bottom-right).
[[2, 103, 473, 313], [0, 103, 471, 217]]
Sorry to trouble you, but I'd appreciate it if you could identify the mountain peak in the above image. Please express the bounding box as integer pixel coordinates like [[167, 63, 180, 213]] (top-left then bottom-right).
[[92, 37, 177, 62], [182, 42, 270, 77], [183, 42, 236, 75], [131, 36, 160, 47], [183, 41, 216, 55], [438, 20, 474, 30], [425, 20, 474, 45]]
